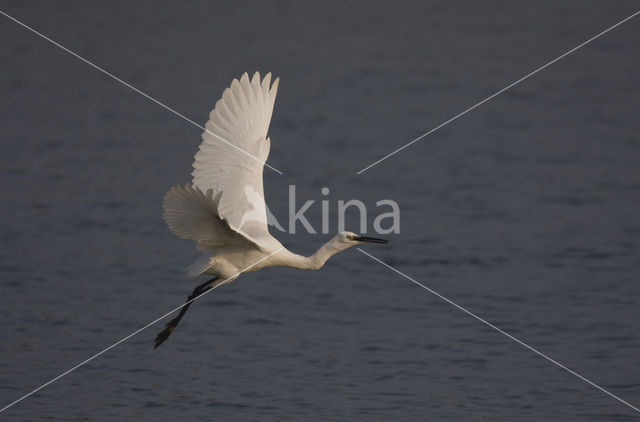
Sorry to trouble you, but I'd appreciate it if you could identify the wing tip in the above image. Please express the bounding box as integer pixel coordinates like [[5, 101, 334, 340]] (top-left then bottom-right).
[[262, 72, 272, 89]]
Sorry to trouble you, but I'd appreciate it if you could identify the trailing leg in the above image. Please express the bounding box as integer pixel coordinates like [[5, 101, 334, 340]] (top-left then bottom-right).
[[154, 277, 218, 349]]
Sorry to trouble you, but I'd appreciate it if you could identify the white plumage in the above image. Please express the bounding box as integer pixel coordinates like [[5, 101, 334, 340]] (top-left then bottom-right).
[[156, 72, 387, 348], [192, 72, 277, 243]]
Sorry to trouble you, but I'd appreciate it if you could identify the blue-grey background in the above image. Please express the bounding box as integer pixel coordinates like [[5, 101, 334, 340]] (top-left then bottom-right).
[[1, 1, 639, 420]]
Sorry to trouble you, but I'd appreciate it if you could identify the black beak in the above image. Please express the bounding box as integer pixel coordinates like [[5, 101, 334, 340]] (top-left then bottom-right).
[[353, 236, 389, 244]]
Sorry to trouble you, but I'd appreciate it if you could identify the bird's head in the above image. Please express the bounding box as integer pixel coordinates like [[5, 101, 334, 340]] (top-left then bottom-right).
[[332, 231, 389, 250]]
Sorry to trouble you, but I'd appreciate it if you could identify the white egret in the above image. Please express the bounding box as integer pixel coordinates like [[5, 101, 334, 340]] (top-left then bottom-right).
[[155, 72, 387, 348]]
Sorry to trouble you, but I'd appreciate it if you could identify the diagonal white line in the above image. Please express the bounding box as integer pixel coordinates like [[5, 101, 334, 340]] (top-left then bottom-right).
[[0, 248, 283, 414], [356, 10, 640, 174], [357, 248, 640, 414], [0, 9, 283, 175]]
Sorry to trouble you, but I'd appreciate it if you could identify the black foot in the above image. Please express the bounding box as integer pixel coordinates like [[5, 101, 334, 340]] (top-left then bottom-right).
[[153, 277, 218, 349], [154, 318, 178, 349]]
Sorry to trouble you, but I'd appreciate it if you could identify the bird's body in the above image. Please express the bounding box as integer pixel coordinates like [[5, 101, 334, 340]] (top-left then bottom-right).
[[155, 72, 387, 348]]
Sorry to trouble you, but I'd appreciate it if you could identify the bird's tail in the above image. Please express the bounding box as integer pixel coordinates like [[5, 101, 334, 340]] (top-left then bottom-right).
[[187, 253, 215, 278]]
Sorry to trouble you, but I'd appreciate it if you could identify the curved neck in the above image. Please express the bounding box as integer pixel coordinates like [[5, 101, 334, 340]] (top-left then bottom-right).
[[281, 240, 346, 270]]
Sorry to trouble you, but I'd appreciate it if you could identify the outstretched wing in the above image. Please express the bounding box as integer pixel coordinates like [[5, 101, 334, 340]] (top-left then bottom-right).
[[163, 184, 262, 251], [192, 71, 279, 244]]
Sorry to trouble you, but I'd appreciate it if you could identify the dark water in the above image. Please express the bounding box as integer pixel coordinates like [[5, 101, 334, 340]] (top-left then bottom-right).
[[1, 1, 639, 420]]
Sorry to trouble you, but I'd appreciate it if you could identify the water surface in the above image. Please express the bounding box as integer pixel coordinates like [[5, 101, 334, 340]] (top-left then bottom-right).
[[1, 1, 639, 420]]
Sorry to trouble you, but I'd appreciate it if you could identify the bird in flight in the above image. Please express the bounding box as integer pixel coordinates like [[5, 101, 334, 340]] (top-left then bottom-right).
[[155, 72, 388, 348]]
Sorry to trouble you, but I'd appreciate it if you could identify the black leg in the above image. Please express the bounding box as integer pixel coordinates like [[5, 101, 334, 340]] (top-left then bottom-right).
[[154, 277, 218, 349]]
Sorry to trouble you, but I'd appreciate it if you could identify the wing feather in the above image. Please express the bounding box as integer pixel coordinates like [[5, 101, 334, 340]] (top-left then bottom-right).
[[163, 184, 261, 251], [192, 72, 279, 244]]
